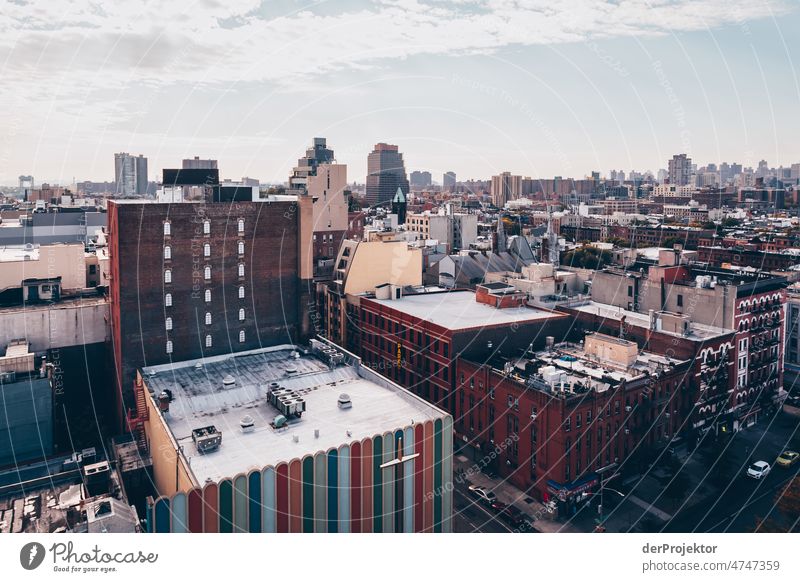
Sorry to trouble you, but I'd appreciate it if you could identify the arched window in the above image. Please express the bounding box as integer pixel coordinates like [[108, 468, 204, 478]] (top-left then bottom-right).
[[238, 219, 245, 233], [164, 245, 171, 260], [203, 219, 210, 235], [205, 334, 212, 348], [165, 317, 173, 331], [164, 269, 172, 284], [204, 265, 211, 280], [203, 243, 211, 257], [239, 330, 245, 343], [163, 221, 171, 236], [204, 289, 211, 303], [238, 263, 245, 278], [166, 340, 173, 354], [238, 241, 245, 255], [238, 286, 245, 299], [238, 308, 245, 321], [165, 293, 172, 307], [205, 312, 212, 325]]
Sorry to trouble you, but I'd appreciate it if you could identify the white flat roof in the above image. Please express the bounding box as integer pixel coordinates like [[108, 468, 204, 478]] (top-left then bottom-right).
[[571, 301, 731, 340], [368, 290, 562, 331], [142, 346, 444, 484]]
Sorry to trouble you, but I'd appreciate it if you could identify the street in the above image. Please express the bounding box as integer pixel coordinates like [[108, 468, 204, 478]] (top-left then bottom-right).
[[567, 409, 800, 533]]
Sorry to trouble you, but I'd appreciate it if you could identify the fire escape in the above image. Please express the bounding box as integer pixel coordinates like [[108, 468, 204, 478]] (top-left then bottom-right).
[[126, 376, 149, 452]]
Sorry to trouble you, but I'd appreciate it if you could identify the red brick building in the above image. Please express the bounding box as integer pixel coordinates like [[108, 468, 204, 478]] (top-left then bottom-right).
[[560, 303, 736, 437], [108, 197, 313, 427], [454, 333, 693, 504], [356, 288, 568, 413]]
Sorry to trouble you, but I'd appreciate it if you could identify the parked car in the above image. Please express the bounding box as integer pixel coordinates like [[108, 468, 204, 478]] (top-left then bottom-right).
[[746, 460, 771, 479], [775, 450, 799, 468], [468, 485, 497, 505], [488, 501, 526, 528]]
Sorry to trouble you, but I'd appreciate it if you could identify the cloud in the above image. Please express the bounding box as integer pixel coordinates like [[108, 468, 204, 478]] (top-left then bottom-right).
[[0, 0, 791, 90]]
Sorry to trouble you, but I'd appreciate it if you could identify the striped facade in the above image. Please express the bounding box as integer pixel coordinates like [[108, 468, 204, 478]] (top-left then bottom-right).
[[147, 418, 453, 533]]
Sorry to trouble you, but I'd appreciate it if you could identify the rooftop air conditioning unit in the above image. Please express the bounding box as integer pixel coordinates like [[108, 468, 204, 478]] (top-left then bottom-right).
[[192, 425, 222, 453]]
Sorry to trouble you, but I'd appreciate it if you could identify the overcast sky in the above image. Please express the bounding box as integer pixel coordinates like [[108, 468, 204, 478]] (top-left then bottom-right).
[[1, 0, 799, 186]]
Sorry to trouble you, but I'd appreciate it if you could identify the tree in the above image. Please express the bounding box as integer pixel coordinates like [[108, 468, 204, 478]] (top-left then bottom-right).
[[562, 247, 613, 270]]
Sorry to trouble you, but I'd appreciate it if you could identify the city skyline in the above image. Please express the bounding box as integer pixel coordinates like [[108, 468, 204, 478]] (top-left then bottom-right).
[[2, 1, 800, 185]]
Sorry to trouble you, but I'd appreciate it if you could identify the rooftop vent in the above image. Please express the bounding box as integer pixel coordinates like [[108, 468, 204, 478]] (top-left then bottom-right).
[[272, 415, 287, 429], [240, 415, 255, 433], [222, 374, 236, 386], [338, 393, 352, 409]]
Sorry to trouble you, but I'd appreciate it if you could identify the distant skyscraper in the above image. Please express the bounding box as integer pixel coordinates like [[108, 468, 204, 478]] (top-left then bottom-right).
[[182, 156, 218, 170], [114, 152, 148, 197], [365, 143, 409, 207], [289, 137, 335, 191], [18, 175, 33, 200], [490, 172, 522, 207], [409, 170, 432, 189], [443, 171, 456, 192], [667, 154, 692, 186]]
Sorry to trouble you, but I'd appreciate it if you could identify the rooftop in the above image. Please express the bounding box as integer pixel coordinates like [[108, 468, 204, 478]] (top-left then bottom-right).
[[498, 336, 688, 397], [367, 289, 563, 331], [142, 345, 445, 485], [568, 300, 732, 340]]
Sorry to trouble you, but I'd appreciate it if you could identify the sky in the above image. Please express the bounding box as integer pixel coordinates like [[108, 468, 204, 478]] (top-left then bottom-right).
[[1, 0, 800, 186]]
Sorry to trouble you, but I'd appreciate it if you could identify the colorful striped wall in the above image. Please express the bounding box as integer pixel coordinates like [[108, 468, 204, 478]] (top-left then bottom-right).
[[147, 418, 453, 533]]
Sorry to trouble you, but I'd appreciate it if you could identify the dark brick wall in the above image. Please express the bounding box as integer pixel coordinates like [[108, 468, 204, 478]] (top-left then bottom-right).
[[109, 200, 301, 418]]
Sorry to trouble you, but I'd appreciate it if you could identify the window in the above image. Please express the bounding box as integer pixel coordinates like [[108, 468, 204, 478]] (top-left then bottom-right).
[[165, 317, 173, 331], [238, 263, 245, 278], [166, 340, 173, 354], [163, 245, 171, 260], [204, 266, 211, 280], [164, 269, 172, 284], [203, 243, 211, 257], [205, 334, 212, 348], [205, 312, 212, 325], [165, 293, 172, 307], [677, 294, 683, 308], [576, 413, 582, 429], [203, 220, 210, 235], [163, 221, 171, 236], [204, 289, 211, 303], [238, 308, 245, 321], [565, 417, 571, 432], [238, 219, 244, 233], [238, 286, 245, 299], [238, 241, 245, 256], [239, 330, 245, 343]]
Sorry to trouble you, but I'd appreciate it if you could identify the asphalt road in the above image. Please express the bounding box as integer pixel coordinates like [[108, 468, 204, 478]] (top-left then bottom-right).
[[451, 479, 517, 533]]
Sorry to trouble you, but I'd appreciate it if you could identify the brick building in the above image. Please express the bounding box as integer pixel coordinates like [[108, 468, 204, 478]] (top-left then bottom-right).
[[588, 250, 787, 429], [454, 333, 692, 505], [696, 246, 799, 271], [356, 288, 568, 413], [108, 197, 313, 427], [560, 302, 736, 436]]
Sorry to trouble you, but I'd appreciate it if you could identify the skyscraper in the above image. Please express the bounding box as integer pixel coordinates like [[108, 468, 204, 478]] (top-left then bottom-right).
[[667, 153, 692, 186], [490, 172, 522, 207], [182, 156, 218, 170], [287, 138, 348, 273], [114, 152, 148, 197], [365, 143, 409, 207], [443, 171, 456, 192], [409, 170, 432, 189]]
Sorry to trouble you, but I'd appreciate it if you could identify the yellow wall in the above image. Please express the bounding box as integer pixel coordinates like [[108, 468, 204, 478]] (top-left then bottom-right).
[[140, 372, 196, 495], [343, 241, 422, 295]]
